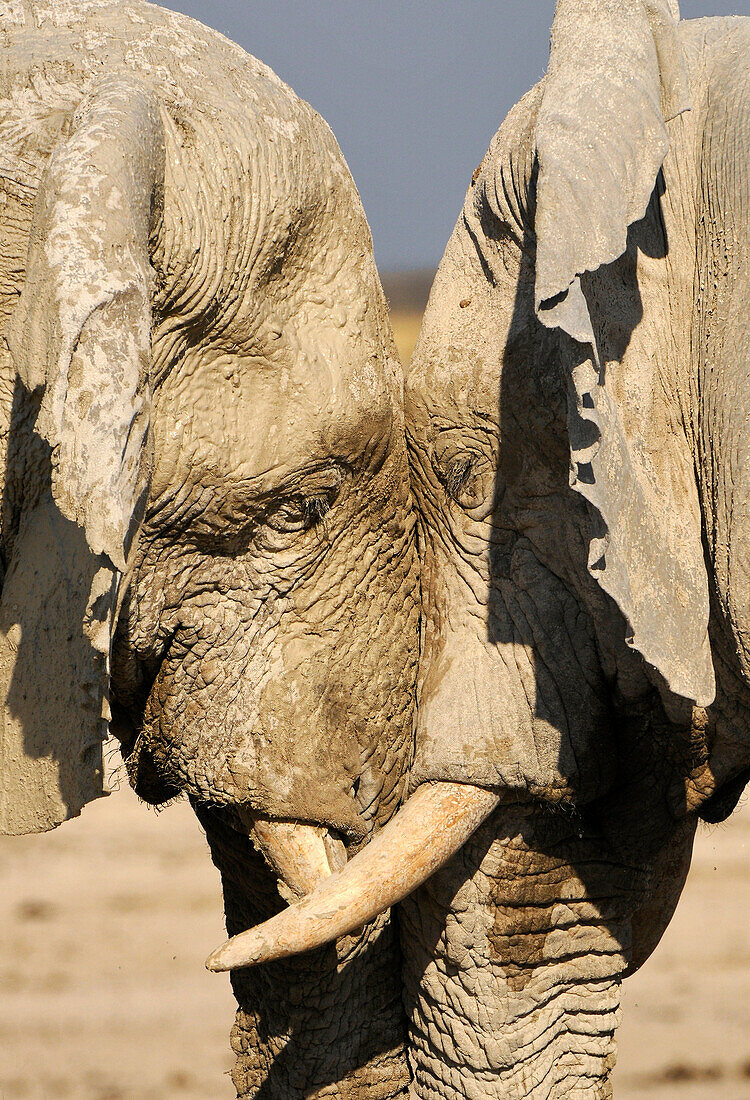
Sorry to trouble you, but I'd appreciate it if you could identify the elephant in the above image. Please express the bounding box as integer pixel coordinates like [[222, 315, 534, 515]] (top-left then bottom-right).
[[226, 2, 750, 1097], [0, 2, 419, 1096]]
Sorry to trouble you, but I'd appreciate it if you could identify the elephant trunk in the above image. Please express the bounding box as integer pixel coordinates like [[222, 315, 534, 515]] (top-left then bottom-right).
[[399, 802, 634, 1100], [206, 781, 500, 972]]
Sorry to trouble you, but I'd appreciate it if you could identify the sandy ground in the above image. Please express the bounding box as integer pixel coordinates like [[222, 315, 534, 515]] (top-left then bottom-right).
[[614, 801, 750, 1099], [0, 766, 236, 1100], [3, 314, 749, 1097], [2, 765, 749, 1100]]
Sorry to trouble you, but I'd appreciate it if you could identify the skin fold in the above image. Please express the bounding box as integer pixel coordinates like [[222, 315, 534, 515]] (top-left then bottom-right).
[[0, 2, 417, 1096]]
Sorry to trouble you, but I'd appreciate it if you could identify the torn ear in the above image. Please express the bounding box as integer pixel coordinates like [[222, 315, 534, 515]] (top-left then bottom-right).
[[6, 75, 164, 570], [0, 76, 164, 833], [531, 1, 713, 707], [534, 0, 690, 342]]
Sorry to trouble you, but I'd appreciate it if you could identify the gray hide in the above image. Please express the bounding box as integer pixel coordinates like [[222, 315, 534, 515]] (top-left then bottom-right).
[[535, 0, 713, 709]]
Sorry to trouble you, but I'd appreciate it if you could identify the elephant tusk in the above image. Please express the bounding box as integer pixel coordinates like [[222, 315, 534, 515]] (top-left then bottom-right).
[[240, 812, 347, 903], [206, 781, 500, 972]]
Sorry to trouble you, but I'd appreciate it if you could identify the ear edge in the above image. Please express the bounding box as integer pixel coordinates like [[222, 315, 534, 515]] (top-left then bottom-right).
[[0, 75, 165, 833], [5, 73, 164, 572], [534, 0, 690, 335], [530, 1, 712, 707]]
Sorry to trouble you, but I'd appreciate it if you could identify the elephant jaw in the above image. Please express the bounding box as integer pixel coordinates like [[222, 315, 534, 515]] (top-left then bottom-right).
[[206, 781, 500, 972]]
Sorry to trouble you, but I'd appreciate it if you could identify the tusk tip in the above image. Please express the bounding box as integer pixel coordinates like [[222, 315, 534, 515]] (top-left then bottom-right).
[[205, 933, 267, 972], [205, 948, 229, 972], [205, 942, 244, 972]]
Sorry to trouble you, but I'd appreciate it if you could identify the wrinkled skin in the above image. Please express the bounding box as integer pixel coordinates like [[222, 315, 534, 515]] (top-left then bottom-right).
[[0, 3, 417, 1096], [196, 806, 411, 1098], [403, 8, 750, 1098]]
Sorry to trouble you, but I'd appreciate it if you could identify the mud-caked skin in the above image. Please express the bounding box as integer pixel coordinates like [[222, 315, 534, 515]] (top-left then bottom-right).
[[197, 805, 411, 1099], [404, 6, 750, 1098], [0, 2, 417, 1096], [114, 282, 416, 835]]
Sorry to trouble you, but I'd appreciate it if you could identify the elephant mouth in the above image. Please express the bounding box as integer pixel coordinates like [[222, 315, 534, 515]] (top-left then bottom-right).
[[111, 664, 356, 902], [206, 781, 500, 972]]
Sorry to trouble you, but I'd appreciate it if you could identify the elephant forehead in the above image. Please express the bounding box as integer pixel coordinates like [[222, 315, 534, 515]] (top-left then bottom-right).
[[407, 233, 561, 450], [408, 260, 509, 430], [408, 342, 501, 432], [151, 344, 395, 499]]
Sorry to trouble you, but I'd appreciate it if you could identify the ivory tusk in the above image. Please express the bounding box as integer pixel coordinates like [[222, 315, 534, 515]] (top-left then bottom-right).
[[240, 812, 345, 903], [207, 781, 500, 972]]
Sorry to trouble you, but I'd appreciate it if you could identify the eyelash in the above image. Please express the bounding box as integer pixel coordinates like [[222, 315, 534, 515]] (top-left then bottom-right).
[[264, 491, 336, 534], [444, 455, 476, 500], [303, 495, 333, 524]]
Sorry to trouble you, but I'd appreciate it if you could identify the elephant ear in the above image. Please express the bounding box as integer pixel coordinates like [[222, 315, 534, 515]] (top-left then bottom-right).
[[535, 0, 689, 338], [533, 0, 713, 706], [0, 76, 164, 833]]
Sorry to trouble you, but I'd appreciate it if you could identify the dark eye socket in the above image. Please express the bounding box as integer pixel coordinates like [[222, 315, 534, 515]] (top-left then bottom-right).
[[445, 454, 476, 500], [189, 467, 344, 555]]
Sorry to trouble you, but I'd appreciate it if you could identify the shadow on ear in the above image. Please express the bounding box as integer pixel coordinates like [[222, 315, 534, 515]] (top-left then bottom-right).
[[0, 76, 164, 833], [532, 0, 712, 707]]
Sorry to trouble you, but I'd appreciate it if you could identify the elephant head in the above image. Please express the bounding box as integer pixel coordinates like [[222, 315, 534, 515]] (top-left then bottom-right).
[[225, 3, 750, 1096], [0, 3, 418, 1096]]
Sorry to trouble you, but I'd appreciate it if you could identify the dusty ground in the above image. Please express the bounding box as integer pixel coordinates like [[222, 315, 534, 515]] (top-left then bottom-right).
[[1, 771, 235, 1100], [2, 312, 749, 1098], [614, 801, 750, 1099]]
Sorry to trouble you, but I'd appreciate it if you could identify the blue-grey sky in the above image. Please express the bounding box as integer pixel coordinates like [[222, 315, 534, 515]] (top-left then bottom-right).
[[167, 1, 746, 271]]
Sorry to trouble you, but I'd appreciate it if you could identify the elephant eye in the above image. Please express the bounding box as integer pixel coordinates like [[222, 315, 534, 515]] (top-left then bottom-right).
[[439, 452, 493, 511], [265, 491, 336, 534], [445, 455, 475, 499]]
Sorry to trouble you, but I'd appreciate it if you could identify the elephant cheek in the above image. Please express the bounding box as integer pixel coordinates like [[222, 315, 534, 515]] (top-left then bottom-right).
[[226, 622, 415, 836], [413, 540, 615, 806], [231, 670, 365, 836]]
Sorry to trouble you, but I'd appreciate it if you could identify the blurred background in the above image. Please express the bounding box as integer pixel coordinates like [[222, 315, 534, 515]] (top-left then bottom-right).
[[2, 2, 750, 1098]]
